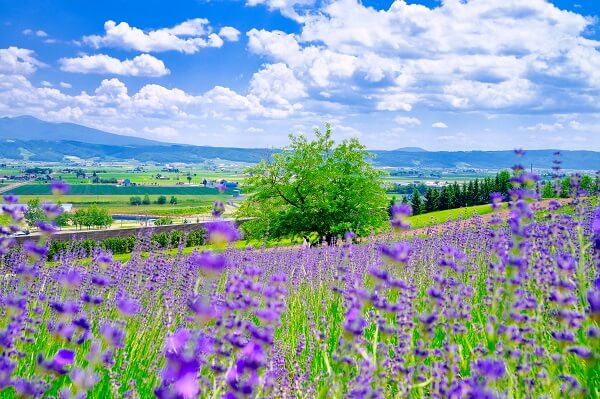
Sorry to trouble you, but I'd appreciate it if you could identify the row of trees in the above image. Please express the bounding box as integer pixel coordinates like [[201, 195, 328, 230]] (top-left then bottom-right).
[[25, 200, 112, 230], [408, 171, 511, 215], [409, 172, 599, 216], [129, 195, 178, 206]]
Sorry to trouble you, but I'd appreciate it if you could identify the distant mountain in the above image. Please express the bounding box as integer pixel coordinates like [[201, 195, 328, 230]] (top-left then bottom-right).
[[392, 147, 427, 152], [0, 115, 163, 146], [0, 116, 598, 170], [370, 150, 600, 170]]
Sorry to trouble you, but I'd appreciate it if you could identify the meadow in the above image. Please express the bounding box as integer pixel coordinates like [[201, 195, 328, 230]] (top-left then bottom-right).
[[0, 177, 598, 398]]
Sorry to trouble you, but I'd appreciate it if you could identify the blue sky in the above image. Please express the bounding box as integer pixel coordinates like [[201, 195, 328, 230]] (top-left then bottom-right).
[[1, 0, 599, 150]]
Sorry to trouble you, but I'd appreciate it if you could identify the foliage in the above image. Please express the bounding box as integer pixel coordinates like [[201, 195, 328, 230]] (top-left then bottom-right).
[[169, 195, 177, 205], [153, 217, 173, 226], [129, 196, 142, 206], [24, 198, 46, 227], [142, 194, 151, 205], [155, 195, 167, 205], [237, 124, 388, 239], [70, 205, 112, 229], [47, 228, 206, 259]]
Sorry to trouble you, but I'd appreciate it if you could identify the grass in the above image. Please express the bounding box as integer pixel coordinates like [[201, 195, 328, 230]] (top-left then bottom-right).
[[408, 203, 497, 229], [15, 194, 232, 216]]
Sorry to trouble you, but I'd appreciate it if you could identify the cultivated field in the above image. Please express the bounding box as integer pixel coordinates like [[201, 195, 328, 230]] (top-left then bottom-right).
[[0, 189, 598, 397]]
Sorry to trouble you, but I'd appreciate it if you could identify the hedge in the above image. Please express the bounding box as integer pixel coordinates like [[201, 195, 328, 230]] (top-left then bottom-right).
[[47, 228, 205, 260]]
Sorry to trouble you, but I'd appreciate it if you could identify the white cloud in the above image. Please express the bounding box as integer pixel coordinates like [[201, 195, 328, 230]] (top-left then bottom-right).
[[23, 29, 50, 38], [394, 116, 421, 127], [432, 122, 448, 129], [249, 63, 306, 109], [59, 82, 72, 89], [0, 47, 45, 75], [218, 27, 241, 42], [83, 19, 228, 53], [246, 0, 315, 21], [144, 126, 180, 139], [246, 0, 600, 115], [59, 53, 170, 77], [41, 81, 52, 87]]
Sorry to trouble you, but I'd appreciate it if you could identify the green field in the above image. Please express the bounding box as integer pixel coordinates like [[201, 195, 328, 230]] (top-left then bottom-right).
[[16, 194, 231, 216], [408, 203, 497, 229], [9, 184, 232, 196]]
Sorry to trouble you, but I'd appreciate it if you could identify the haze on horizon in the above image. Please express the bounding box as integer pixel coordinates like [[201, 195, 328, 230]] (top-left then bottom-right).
[[1, 0, 600, 151]]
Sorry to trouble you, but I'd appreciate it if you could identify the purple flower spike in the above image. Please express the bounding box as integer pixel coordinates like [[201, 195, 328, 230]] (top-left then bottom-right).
[[205, 221, 241, 245], [189, 250, 227, 274], [40, 202, 63, 218], [117, 296, 141, 316], [22, 240, 49, 258], [50, 180, 70, 195], [379, 242, 412, 264], [587, 288, 600, 320], [567, 346, 592, 359], [3, 194, 18, 204], [390, 203, 412, 230], [36, 221, 58, 235], [474, 358, 506, 380], [46, 349, 75, 375], [212, 201, 225, 217]]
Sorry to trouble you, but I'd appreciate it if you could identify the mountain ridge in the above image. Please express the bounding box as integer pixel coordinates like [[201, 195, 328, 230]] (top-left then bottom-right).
[[1, 116, 598, 169]]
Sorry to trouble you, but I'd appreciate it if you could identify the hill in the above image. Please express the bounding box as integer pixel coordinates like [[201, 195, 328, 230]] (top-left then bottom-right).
[[0, 115, 162, 146], [0, 116, 598, 169]]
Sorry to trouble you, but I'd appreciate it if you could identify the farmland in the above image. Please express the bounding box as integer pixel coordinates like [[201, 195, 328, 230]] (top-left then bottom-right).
[[10, 184, 230, 196], [1, 189, 598, 397]]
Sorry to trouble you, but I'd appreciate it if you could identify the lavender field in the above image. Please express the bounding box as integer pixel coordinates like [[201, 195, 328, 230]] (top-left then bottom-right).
[[0, 176, 599, 398]]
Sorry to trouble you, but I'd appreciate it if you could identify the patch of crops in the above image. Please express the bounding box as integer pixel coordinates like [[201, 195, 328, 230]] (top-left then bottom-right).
[[0, 181, 599, 398], [8, 184, 231, 196]]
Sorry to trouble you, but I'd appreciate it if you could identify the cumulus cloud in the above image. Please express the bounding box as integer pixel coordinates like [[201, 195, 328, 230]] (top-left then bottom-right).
[[59, 53, 170, 77], [0, 47, 45, 75], [246, 0, 600, 115], [218, 27, 241, 42], [83, 19, 229, 53], [432, 122, 448, 129], [394, 116, 421, 127], [249, 63, 306, 110], [246, 0, 316, 21]]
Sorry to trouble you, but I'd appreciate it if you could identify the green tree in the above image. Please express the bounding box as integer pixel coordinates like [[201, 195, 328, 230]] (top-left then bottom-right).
[[156, 195, 167, 205], [25, 198, 46, 227], [560, 176, 571, 198], [187, 175, 192, 184], [130, 196, 142, 206], [411, 189, 423, 215], [169, 196, 178, 205], [142, 194, 151, 205], [237, 124, 388, 240], [580, 175, 594, 195], [424, 188, 437, 213], [541, 181, 555, 199]]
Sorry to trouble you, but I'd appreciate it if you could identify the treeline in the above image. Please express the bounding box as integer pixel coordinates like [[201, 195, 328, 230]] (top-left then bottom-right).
[[406, 171, 599, 216], [25, 200, 111, 230], [408, 171, 512, 215], [48, 228, 205, 259], [541, 175, 598, 199], [129, 195, 177, 206]]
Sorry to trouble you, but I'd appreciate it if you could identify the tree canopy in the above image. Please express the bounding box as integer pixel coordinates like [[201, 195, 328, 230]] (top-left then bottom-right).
[[237, 124, 388, 241]]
